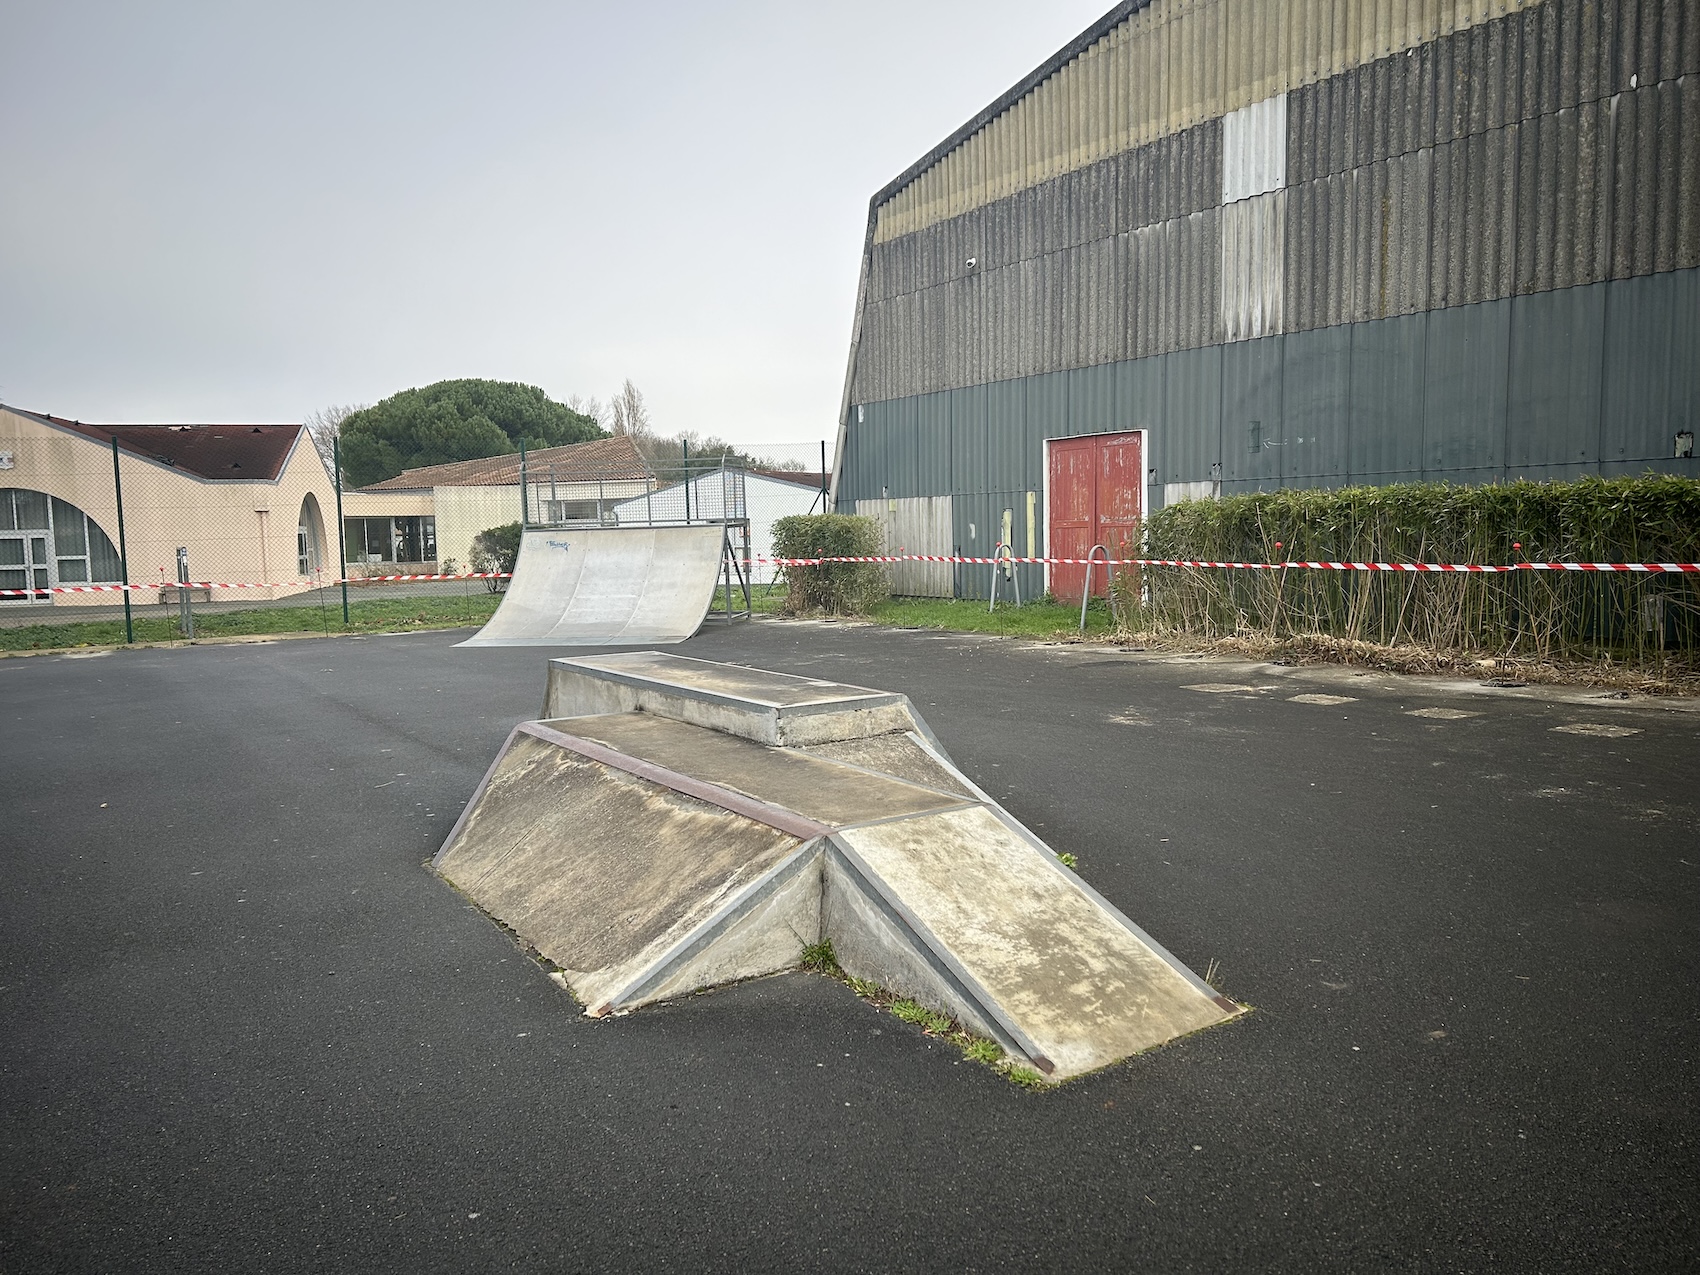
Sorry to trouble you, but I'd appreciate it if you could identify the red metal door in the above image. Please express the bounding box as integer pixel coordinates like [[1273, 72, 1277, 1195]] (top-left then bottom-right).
[[1096, 434, 1144, 563], [1047, 432, 1143, 604], [1047, 438, 1095, 602]]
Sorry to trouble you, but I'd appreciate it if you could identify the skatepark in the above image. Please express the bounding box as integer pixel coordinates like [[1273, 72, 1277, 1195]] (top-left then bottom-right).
[[3, 555, 1695, 1269]]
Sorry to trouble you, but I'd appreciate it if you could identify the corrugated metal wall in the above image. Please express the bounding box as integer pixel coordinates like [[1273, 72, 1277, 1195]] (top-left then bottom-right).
[[853, 0, 1700, 406], [874, 0, 1549, 246], [837, 0, 1700, 595], [839, 266, 1700, 502]]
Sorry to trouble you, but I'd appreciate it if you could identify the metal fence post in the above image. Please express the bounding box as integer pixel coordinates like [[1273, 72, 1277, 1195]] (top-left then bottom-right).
[[520, 441, 528, 528], [110, 437, 133, 643], [683, 440, 691, 522], [333, 437, 349, 624], [176, 547, 194, 638]]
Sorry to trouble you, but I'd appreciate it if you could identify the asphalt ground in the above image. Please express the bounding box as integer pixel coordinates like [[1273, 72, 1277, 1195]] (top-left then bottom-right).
[[1, 620, 1695, 1273]]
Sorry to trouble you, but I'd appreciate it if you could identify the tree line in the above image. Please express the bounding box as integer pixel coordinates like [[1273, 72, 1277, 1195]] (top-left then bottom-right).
[[310, 377, 768, 487]]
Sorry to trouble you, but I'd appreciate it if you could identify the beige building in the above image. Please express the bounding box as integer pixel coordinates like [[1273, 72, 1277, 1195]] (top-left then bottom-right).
[[1, 405, 655, 607], [351, 435, 653, 571], [1, 404, 340, 607]]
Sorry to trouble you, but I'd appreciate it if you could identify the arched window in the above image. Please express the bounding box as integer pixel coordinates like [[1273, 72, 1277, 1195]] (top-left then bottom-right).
[[0, 489, 123, 601], [297, 494, 326, 574]]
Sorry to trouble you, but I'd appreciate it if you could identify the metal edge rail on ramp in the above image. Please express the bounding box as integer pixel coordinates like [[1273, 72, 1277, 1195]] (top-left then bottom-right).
[[434, 652, 1242, 1083], [457, 524, 747, 648]]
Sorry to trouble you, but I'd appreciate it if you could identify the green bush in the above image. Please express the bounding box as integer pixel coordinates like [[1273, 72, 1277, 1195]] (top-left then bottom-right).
[[770, 514, 889, 615], [469, 522, 522, 592], [1122, 475, 1700, 660]]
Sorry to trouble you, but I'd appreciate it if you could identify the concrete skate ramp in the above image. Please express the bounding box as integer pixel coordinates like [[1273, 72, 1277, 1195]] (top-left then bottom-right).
[[436, 723, 819, 1012], [436, 652, 1242, 1080], [834, 807, 1231, 1077], [458, 525, 728, 647], [544, 651, 927, 746]]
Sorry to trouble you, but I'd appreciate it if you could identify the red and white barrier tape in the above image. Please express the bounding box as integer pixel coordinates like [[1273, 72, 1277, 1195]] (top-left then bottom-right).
[[744, 554, 1700, 573], [0, 572, 513, 598], [7, 557, 1697, 599]]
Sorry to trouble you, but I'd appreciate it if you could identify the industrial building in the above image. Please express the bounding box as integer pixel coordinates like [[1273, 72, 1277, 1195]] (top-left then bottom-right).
[[830, 0, 1699, 598]]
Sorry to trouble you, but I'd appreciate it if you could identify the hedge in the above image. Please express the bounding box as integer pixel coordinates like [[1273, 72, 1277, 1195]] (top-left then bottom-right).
[[1111, 475, 1700, 660], [770, 514, 889, 615]]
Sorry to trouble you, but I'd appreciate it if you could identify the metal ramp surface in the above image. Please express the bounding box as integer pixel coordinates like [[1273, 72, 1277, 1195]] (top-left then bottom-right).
[[458, 525, 731, 647]]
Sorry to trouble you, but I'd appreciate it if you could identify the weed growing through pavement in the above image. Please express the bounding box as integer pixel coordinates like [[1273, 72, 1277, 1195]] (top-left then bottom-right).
[[1003, 1066, 1048, 1089], [890, 999, 954, 1035], [1057, 853, 1079, 870], [797, 939, 1033, 1086], [799, 939, 838, 973]]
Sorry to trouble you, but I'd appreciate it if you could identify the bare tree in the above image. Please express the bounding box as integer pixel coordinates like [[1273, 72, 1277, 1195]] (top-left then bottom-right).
[[564, 394, 608, 430], [607, 379, 651, 439], [303, 403, 366, 470]]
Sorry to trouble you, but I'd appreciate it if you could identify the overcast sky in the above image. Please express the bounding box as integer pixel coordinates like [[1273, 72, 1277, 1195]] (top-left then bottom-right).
[[1, 1, 1108, 448]]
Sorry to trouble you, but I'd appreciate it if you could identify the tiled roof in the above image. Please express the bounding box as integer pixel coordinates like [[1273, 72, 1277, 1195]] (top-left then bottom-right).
[[18, 409, 305, 481], [360, 434, 648, 491], [752, 469, 827, 489]]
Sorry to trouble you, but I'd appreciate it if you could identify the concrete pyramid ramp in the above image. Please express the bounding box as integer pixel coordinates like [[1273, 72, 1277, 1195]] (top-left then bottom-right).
[[434, 723, 820, 1011], [831, 809, 1230, 1078], [435, 653, 1241, 1080], [457, 525, 729, 647]]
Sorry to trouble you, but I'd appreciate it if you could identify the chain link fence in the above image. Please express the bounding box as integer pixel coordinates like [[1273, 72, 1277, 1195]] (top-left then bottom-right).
[[0, 410, 831, 643]]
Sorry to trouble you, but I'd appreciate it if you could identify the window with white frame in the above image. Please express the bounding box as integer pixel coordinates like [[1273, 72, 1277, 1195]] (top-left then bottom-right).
[[0, 489, 123, 600]]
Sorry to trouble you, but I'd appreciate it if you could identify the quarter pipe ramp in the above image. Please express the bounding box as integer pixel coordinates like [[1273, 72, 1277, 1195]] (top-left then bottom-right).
[[458, 525, 731, 647]]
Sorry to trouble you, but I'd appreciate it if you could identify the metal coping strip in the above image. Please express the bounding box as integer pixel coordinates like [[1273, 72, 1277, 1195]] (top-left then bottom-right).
[[826, 836, 1055, 1076], [518, 721, 834, 842], [432, 721, 526, 868]]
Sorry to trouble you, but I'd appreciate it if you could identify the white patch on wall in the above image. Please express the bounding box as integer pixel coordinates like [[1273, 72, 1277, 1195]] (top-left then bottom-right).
[[0, 451, 14, 470], [1163, 480, 1218, 506], [1221, 191, 1285, 342], [1222, 92, 1287, 204], [854, 495, 954, 598], [1219, 92, 1288, 343]]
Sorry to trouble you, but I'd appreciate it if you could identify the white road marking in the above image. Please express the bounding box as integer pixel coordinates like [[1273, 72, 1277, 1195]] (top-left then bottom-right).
[[1551, 723, 1641, 738], [1406, 707, 1481, 720], [1288, 693, 1358, 706]]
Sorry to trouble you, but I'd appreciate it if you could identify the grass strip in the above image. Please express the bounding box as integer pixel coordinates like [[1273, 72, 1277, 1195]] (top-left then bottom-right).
[[0, 592, 502, 651], [800, 939, 1044, 1088], [755, 585, 1117, 640]]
